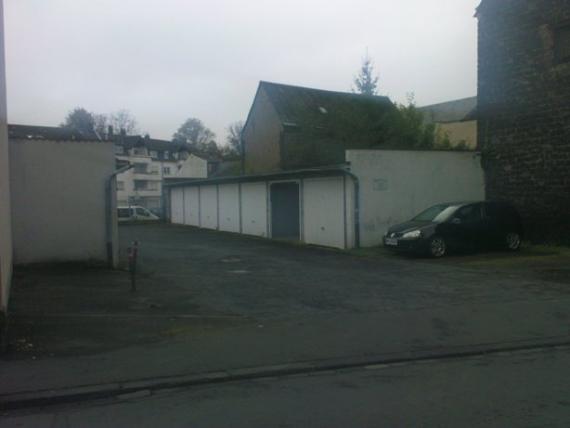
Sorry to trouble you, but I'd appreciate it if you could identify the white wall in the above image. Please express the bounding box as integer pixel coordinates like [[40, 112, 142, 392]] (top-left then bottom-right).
[[240, 182, 268, 237], [170, 187, 184, 224], [0, 1, 11, 317], [347, 150, 485, 247], [218, 184, 240, 233], [302, 177, 347, 249], [176, 154, 208, 178], [199, 185, 218, 230], [10, 139, 116, 264], [183, 186, 200, 226]]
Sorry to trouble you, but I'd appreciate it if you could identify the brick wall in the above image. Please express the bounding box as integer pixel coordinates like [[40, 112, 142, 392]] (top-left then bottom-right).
[[478, 0, 570, 242]]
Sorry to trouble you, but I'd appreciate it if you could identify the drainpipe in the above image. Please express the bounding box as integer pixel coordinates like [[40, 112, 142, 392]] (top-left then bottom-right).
[[106, 163, 133, 267], [342, 169, 360, 249]]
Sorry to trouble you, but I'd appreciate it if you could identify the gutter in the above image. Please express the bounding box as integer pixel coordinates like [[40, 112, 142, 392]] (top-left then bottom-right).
[[341, 168, 361, 249], [105, 163, 133, 267]]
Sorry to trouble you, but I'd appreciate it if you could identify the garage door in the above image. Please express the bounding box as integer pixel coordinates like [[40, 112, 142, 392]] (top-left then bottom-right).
[[270, 182, 300, 239], [302, 177, 346, 249]]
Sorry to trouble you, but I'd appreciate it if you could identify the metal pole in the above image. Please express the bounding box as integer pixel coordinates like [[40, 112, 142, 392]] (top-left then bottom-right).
[[128, 241, 139, 292]]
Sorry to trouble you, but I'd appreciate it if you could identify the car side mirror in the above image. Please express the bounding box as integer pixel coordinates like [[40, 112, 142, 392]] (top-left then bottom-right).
[[451, 217, 462, 225]]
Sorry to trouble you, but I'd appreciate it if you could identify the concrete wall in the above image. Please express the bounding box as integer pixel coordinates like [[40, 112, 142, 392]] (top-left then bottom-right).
[[347, 150, 485, 247], [243, 87, 283, 174], [10, 139, 116, 264], [0, 1, 11, 320]]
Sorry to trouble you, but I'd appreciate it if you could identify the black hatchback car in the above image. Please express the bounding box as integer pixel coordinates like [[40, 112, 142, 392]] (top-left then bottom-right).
[[383, 201, 523, 257]]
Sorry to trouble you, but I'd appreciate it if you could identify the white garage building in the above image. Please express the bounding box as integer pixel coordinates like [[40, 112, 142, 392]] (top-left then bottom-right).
[[167, 150, 485, 249]]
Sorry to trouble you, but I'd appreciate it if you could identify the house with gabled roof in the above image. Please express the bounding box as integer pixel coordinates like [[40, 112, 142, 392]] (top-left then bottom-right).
[[242, 81, 396, 173], [418, 96, 477, 149]]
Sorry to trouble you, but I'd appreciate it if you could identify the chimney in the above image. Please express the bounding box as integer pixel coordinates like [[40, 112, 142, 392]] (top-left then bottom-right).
[[108, 125, 114, 138]]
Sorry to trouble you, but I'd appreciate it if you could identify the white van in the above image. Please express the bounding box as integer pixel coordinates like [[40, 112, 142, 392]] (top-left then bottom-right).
[[118, 205, 160, 222]]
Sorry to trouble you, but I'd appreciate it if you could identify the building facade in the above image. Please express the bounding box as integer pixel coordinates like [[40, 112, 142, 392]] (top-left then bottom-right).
[[242, 81, 395, 174], [477, 0, 570, 241], [114, 135, 208, 215], [0, 0, 12, 345], [419, 97, 477, 149]]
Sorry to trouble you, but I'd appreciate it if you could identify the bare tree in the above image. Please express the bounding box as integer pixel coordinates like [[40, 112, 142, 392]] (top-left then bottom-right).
[[225, 121, 244, 155], [93, 114, 108, 138], [109, 109, 138, 135]]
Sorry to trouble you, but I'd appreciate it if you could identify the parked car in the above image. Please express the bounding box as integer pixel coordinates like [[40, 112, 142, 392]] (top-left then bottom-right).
[[383, 201, 523, 257], [118, 205, 160, 222]]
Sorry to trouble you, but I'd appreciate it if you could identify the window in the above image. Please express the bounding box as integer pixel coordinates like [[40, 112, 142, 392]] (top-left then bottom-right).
[[147, 181, 159, 191], [163, 166, 171, 175], [455, 204, 482, 224], [149, 150, 158, 158], [164, 151, 170, 159], [134, 180, 147, 190], [133, 163, 147, 174], [118, 208, 130, 218], [114, 145, 124, 155], [136, 207, 149, 216], [555, 25, 570, 63], [116, 181, 125, 191], [133, 147, 147, 156]]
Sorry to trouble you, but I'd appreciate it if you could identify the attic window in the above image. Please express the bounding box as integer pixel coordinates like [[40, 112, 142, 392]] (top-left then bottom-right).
[[555, 25, 570, 63], [318, 106, 328, 114]]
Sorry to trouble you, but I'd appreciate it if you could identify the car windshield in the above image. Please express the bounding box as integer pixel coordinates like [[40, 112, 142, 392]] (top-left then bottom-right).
[[412, 204, 460, 223]]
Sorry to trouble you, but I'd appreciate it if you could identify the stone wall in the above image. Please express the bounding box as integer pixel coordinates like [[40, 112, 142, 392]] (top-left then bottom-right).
[[478, 0, 570, 242]]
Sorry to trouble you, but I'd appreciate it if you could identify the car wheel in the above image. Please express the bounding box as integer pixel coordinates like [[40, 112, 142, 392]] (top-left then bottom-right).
[[428, 236, 446, 258], [505, 232, 521, 251]]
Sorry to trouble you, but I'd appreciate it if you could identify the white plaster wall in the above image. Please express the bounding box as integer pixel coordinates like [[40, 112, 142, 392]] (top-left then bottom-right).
[[176, 154, 208, 178], [0, 1, 11, 314], [199, 185, 218, 230], [302, 177, 347, 249], [218, 184, 240, 233], [346, 150, 485, 247], [183, 186, 200, 226], [241, 182, 268, 237], [10, 139, 116, 264], [170, 187, 184, 224]]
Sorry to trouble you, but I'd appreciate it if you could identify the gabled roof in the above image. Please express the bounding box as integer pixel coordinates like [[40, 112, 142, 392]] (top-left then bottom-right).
[[418, 97, 477, 124], [8, 124, 101, 142], [245, 81, 394, 134]]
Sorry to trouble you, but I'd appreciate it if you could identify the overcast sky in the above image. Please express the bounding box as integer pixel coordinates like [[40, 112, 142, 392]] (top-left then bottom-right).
[[5, 0, 479, 143]]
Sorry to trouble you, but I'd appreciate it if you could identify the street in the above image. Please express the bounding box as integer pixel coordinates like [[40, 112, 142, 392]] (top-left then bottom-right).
[[2, 345, 570, 427], [1, 224, 569, 426]]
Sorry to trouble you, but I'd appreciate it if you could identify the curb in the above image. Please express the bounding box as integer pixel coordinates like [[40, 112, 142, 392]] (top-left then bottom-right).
[[2, 338, 569, 411]]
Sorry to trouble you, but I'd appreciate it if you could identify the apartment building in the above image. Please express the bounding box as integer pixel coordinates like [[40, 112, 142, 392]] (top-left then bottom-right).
[[114, 134, 208, 215]]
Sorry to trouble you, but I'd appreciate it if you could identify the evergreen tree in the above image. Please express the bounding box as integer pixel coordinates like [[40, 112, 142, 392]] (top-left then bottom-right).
[[353, 52, 379, 96]]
